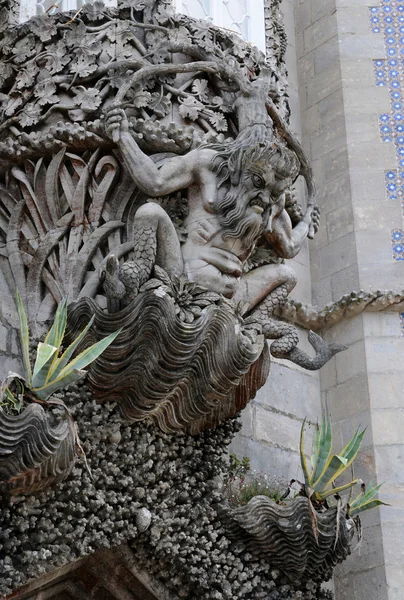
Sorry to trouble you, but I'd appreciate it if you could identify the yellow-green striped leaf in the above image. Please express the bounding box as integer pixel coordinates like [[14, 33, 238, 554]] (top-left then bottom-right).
[[16, 290, 32, 387], [50, 316, 95, 380], [58, 328, 121, 378]]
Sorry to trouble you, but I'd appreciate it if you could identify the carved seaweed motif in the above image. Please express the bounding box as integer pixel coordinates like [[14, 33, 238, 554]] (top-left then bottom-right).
[[222, 496, 354, 584], [0, 403, 76, 496], [66, 291, 269, 435]]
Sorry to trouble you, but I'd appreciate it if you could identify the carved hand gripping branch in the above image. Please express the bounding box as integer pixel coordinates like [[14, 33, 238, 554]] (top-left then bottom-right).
[[0, 0, 347, 438]]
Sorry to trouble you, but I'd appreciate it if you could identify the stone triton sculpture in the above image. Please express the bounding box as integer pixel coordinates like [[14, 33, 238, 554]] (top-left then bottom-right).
[[0, 0, 347, 434]]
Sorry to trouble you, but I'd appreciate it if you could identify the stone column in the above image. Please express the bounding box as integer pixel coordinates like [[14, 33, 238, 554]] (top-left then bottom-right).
[[294, 0, 404, 599]]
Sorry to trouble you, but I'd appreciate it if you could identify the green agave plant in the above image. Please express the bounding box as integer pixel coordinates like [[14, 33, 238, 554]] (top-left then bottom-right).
[[299, 418, 388, 517], [2, 292, 121, 404], [299, 417, 366, 503], [348, 482, 389, 518]]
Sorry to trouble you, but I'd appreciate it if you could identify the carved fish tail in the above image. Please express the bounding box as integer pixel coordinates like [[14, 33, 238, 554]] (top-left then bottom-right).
[[251, 287, 347, 371]]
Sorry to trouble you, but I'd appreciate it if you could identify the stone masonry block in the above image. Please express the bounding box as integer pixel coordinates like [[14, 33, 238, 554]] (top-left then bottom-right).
[[368, 372, 404, 410], [337, 6, 379, 34], [0, 323, 7, 353], [317, 232, 357, 279], [310, 115, 346, 158], [347, 141, 397, 170], [228, 435, 301, 482], [341, 60, 379, 88], [351, 566, 388, 600], [345, 113, 382, 144], [363, 313, 404, 339], [343, 87, 391, 115], [339, 33, 387, 59], [365, 338, 404, 373], [372, 410, 404, 446], [323, 145, 350, 183], [325, 374, 370, 421], [302, 103, 320, 136], [385, 565, 404, 600], [304, 13, 338, 54], [356, 230, 396, 269], [0, 356, 23, 379], [324, 313, 364, 347], [314, 36, 340, 74], [331, 263, 361, 300], [312, 0, 336, 23], [326, 203, 355, 243], [335, 524, 385, 574], [294, 0, 312, 33], [253, 361, 321, 422], [354, 202, 402, 232], [316, 171, 352, 214], [381, 522, 404, 566], [335, 339, 367, 385], [254, 405, 303, 452], [311, 277, 333, 307], [358, 261, 404, 291], [375, 445, 404, 483]]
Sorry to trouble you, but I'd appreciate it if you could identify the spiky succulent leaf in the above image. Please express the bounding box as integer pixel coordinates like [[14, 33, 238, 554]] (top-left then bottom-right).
[[58, 328, 121, 378], [16, 290, 32, 386], [311, 422, 320, 470], [33, 369, 86, 400], [44, 298, 67, 349], [319, 479, 359, 499], [32, 343, 58, 388], [300, 419, 312, 487], [349, 498, 389, 517], [313, 428, 366, 491], [311, 416, 332, 484], [50, 315, 95, 380]]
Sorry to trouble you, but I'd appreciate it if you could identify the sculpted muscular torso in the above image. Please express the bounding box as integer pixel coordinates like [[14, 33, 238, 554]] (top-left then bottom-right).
[[105, 108, 319, 312]]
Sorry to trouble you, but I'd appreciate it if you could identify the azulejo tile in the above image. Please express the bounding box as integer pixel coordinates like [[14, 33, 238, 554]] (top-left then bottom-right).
[[371, 2, 404, 262]]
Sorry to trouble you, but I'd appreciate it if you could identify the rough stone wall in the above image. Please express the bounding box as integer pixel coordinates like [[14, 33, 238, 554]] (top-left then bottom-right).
[[294, 1, 404, 599]]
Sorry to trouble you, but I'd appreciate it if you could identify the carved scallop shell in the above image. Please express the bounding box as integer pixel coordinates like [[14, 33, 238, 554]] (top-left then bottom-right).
[[66, 291, 269, 435], [0, 403, 77, 496], [222, 496, 354, 583]]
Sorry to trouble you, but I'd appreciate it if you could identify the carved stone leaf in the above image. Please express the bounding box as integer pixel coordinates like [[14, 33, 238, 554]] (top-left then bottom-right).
[[70, 58, 97, 78], [30, 15, 58, 42], [82, 0, 107, 22], [0, 30, 17, 56], [17, 103, 42, 128], [129, 84, 152, 108], [211, 96, 224, 108], [34, 75, 59, 106], [109, 67, 134, 89], [44, 41, 70, 74], [154, 3, 174, 24], [171, 25, 190, 46], [0, 61, 13, 88], [72, 87, 102, 111], [4, 94, 23, 117], [179, 97, 204, 121], [12, 35, 36, 63], [149, 92, 171, 117], [0, 6, 8, 34], [205, 109, 228, 132], [192, 78, 209, 102], [15, 67, 38, 90]]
